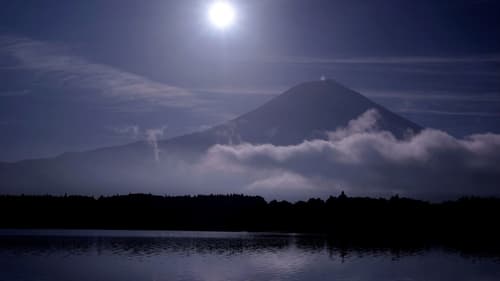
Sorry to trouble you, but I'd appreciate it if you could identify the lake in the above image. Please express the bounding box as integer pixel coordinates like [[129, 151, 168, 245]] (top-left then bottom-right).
[[0, 229, 499, 281]]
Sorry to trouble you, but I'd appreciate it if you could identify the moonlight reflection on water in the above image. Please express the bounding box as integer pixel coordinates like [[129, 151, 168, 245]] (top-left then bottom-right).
[[0, 230, 499, 281]]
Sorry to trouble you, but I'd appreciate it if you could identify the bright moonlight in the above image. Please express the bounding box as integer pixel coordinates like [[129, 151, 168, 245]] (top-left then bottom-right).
[[208, 1, 236, 29]]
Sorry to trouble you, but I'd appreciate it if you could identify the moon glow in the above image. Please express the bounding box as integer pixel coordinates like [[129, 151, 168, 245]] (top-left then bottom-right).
[[208, 1, 236, 29]]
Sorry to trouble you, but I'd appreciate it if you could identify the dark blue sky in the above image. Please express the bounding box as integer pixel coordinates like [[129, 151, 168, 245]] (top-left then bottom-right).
[[1, 0, 499, 161]]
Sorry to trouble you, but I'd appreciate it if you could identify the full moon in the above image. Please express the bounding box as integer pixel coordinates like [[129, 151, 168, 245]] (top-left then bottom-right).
[[208, 1, 236, 29]]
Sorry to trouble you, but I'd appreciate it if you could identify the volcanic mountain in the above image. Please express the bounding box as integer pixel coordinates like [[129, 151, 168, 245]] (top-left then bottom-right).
[[0, 80, 421, 194], [168, 80, 420, 148]]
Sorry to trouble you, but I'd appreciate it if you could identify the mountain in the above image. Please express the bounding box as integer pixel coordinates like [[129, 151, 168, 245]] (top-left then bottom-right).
[[164, 80, 420, 150], [0, 80, 421, 195]]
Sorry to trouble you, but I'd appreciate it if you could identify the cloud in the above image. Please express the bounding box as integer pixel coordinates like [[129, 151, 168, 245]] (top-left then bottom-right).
[[255, 54, 500, 80], [327, 109, 381, 140], [146, 127, 168, 162], [397, 109, 500, 117], [113, 125, 141, 139], [0, 89, 30, 97], [197, 109, 500, 199], [0, 35, 194, 109], [364, 90, 500, 102], [80, 109, 498, 200], [360, 90, 500, 118], [0, 34, 273, 136], [1, 109, 499, 200], [112, 125, 167, 161], [245, 172, 317, 194], [263, 54, 500, 65], [191, 86, 282, 96]]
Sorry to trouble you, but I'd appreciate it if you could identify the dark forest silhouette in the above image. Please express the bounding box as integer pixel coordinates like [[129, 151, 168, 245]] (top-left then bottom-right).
[[1, 193, 500, 249]]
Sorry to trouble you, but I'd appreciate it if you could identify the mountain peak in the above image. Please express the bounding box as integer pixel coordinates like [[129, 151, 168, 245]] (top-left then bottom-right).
[[275, 79, 366, 105], [289, 78, 349, 91], [171, 80, 422, 147]]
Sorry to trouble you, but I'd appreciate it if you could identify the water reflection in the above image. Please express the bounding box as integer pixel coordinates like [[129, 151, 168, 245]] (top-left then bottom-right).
[[0, 230, 499, 281]]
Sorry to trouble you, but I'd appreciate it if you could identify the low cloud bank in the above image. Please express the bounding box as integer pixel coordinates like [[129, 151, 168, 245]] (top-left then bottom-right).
[[195, 109, 500, 200]]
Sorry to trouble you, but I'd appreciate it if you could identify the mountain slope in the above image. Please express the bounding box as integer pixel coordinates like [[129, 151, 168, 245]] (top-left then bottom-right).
[[0, 80, 421, 194], [164, 80, 420, 150]]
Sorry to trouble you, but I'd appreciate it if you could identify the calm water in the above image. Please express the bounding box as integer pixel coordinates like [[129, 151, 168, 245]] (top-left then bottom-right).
[[0, 229, 499, 281]]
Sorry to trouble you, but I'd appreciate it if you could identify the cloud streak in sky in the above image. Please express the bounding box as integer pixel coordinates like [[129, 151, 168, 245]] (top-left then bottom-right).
[[397, 109, 500, 117], [265, 54, 500, 65], [364, 90, 500, 102], [0, 35, 193, 108], [361, 90, 500, 119]]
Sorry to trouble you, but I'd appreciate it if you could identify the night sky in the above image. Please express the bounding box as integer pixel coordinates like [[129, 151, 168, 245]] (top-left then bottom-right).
[[1, 0, 499, 161]]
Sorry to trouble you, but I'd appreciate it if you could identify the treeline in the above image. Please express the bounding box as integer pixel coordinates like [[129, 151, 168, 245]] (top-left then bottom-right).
[[1, 193, 500, 246]]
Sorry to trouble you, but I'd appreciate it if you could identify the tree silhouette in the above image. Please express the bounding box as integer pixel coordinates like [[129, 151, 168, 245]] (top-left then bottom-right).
[[0, 193, 499, 249]]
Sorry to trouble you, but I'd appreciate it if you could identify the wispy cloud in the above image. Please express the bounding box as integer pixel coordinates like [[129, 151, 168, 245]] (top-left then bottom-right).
[[146, 126, 168, 162], [191, 86, 282, 96], [363, 90, 500, 102], [0, 89, 30, 97], [397, 109, 500, 117], [0, 35, 194, 109], [359, 90, 500, 118], [246, 53, 500, 79], [263, 54, 500, 65], [112, 125, 141, 139], [112, 124, 168, 161]]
